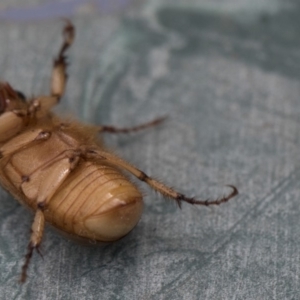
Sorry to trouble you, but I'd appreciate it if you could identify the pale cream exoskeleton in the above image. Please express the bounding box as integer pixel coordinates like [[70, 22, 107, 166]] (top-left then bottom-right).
[[0, 21, 238, 282]]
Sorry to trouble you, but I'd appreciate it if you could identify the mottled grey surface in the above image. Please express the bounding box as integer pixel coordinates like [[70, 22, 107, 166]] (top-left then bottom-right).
[[1, 0, 300, 299]]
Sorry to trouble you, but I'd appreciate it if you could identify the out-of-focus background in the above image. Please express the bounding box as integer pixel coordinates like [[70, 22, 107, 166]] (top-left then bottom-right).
[[1, 1, 300, 299]]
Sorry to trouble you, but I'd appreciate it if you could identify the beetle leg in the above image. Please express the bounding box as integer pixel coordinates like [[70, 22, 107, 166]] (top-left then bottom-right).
[[51, 20, 75, 100], [0, 96, 58, 144], [20, 150, 81, 283], [0, 128, 51, 158], [0, 111, 24, 143], [20, 209, 45, 283], [98, 116, 166, 134], [85, 149, 238, 208]]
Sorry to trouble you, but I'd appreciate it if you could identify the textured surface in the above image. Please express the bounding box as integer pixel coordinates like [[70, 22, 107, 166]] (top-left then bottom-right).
[[1, 0, 300, 299]]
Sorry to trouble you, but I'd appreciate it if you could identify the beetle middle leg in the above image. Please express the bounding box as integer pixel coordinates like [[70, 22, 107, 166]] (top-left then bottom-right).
[[19, 149, 81, 282], [20, 208, 45, 283], [85, 149, 238, 208]]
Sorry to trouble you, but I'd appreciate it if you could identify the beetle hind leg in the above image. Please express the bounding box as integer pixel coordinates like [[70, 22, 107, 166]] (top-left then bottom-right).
[[85, 149, 238, 208]]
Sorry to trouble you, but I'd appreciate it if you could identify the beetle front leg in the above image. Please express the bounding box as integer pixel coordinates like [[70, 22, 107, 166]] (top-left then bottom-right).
[[51, 20, 75, 100], [0, 111, 24, 143], [85, 149, 238, 208]]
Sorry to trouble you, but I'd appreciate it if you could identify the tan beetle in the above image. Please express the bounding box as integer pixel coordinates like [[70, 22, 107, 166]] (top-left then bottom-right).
[[0, 21, 238, 282]]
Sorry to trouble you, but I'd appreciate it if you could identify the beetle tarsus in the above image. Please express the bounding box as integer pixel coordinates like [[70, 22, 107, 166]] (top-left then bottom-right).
[[20, 242, 35, 283], [176, 185, 238, 207]]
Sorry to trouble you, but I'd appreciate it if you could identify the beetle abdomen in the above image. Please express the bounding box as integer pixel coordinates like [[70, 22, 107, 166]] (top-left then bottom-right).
[[47, 161, 143, 242], [0, 126, 143, 243]]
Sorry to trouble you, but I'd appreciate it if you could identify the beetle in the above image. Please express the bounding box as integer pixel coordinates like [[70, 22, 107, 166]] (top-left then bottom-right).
[[0, 21, 238, 282]]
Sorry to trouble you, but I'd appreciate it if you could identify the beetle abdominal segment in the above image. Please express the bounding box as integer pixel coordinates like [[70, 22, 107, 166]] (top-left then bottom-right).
[[44, 160, 143, 242], [82, 194, 143, 242]]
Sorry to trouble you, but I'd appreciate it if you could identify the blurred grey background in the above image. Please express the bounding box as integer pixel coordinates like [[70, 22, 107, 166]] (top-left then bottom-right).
[[0, 0, 300, 299]]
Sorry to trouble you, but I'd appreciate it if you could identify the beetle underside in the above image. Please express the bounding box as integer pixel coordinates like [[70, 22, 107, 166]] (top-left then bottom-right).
[[0, 21, 238, 283]]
